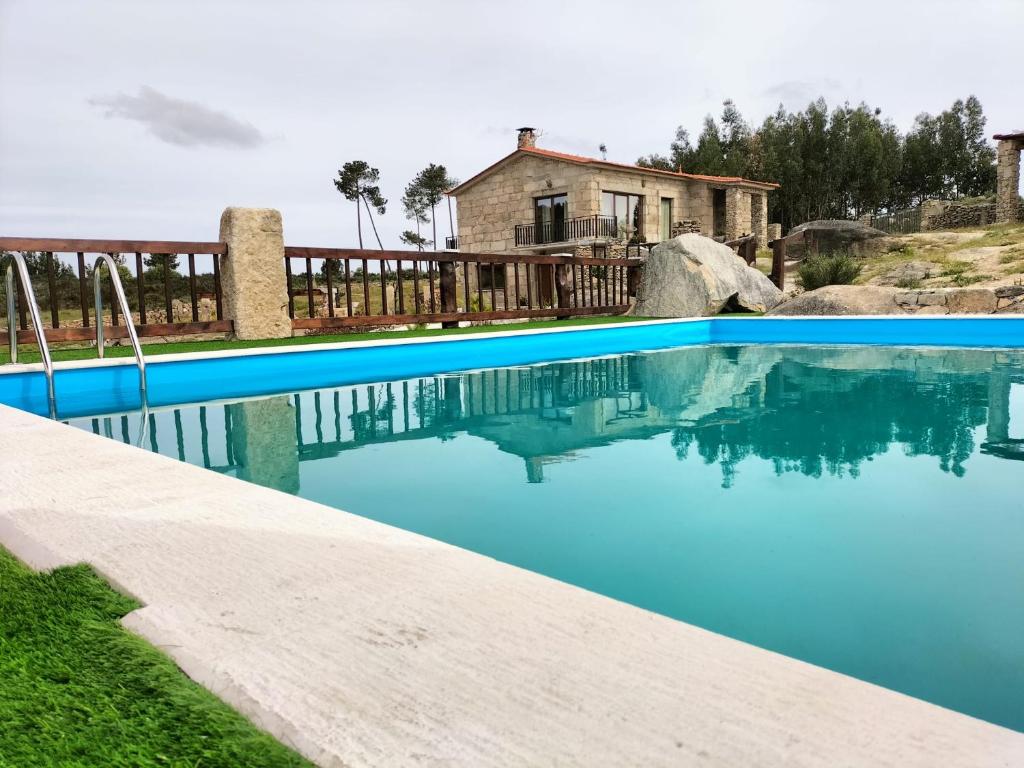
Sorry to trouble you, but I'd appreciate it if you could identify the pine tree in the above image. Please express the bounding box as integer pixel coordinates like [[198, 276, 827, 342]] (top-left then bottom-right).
[[332, 161, 387, 249], [410, 164, 457, 251]]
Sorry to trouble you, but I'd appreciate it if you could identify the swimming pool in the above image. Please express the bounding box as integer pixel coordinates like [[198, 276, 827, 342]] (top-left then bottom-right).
[[3, 317, 1023, 731]]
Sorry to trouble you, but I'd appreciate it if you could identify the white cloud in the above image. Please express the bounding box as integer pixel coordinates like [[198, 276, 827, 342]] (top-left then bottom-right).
[[88, 86, 266, 149]]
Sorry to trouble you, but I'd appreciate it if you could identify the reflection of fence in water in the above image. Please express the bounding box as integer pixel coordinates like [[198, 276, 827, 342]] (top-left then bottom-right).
[[77, 355, 650, 474], [86, 404, 236, 472]]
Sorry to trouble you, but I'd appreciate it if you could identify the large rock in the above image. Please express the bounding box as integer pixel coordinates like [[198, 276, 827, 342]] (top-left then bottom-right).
[[769, 285, 1013, 316], [633, 234, 783, 316], [788, 220, 892, 258], [874, 261, 941, 286], [767, 285, 902, 315]]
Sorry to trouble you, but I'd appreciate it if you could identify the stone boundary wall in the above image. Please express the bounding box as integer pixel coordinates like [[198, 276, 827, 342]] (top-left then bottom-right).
[[895, 286, 1024, 314], [921, 200, 995, 230], [861, 198, 1024, 233]]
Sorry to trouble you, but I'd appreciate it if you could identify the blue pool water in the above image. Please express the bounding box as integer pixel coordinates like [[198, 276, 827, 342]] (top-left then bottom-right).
[[56, 341, 1024, 732]]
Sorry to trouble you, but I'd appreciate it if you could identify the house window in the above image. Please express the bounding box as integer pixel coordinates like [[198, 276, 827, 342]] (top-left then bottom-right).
[[601, 191, 643, 239], [479, 264, 507, 290], [534, 194, 568, 244], [660, 198, 672, 241]]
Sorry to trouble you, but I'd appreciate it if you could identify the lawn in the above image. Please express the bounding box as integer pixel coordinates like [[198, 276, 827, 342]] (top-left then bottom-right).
[[0, 546, 312, 767], [1, 315, 647, 365]]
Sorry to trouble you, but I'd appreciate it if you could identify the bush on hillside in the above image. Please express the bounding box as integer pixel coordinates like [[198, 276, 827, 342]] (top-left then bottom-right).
[[798, 253, 863, 291]]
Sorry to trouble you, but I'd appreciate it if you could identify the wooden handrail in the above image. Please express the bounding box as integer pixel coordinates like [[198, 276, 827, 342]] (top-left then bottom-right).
[[0, 237, 226, 254], [283, 246, 643, 268]]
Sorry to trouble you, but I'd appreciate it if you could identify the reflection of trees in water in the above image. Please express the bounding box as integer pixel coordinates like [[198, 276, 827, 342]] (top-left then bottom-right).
[[671, 363, 989, 487]]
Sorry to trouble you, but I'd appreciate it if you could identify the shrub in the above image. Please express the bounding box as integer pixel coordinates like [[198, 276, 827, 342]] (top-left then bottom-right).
[[941, 260, 972, 277], [895, 277, 922, 289], [798, 253, 863, 291], [886, 242, 915, 257], [950, 273, 989, 287]]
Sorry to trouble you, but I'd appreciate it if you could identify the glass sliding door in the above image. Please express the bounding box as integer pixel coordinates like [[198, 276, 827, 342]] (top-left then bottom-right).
[[534, 194, 567, 244], [601, 191, 643, 240]]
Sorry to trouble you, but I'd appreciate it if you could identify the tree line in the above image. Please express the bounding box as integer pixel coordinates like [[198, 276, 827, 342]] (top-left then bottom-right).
[[638, 95, 998, 231]]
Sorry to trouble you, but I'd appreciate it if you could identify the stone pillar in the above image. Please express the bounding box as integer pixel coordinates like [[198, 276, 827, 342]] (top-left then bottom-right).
[[750, 194, 768, 245], [767, 223, 783, 242], [996, 139, 1022, 224], [985, 371, 1011, 444], [219, 207, 291, 340], [723, 189, 751, 240]]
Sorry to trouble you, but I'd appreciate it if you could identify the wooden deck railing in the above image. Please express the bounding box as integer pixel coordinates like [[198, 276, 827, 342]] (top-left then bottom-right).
[[283, 247, 642, 330], [514, 214, 618, 247], [0, 237, 230, 344]]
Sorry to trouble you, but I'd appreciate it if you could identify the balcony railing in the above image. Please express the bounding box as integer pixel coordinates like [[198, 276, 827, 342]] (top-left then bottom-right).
[[514, 214, 618, 247]]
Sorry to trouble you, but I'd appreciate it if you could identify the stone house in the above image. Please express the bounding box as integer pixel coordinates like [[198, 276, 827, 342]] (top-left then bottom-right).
[[448, 128, 779, 258]]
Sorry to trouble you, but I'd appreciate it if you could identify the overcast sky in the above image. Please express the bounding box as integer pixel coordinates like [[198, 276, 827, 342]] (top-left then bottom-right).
[[1, 0, 1020, 250]]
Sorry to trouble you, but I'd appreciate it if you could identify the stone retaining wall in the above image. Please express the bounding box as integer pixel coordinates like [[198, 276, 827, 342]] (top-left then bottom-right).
[[892, 286, 1024, 314], [920, 200, 1004, 230], [769, 284, 1024, 316]]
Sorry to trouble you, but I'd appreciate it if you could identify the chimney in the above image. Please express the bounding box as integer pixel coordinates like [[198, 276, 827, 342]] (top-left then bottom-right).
[[517, 127, 537, 150]]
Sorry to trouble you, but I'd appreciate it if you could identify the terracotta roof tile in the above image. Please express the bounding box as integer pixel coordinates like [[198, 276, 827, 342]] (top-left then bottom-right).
[[448, 147, 778, 195]]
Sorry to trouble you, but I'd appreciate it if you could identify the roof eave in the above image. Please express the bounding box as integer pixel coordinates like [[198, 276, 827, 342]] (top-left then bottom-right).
[[449, 148, 779, 195]]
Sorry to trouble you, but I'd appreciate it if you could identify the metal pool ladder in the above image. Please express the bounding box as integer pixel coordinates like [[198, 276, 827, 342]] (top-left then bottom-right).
[[93, 253, 148, 408], [4, 252, 57, 418]]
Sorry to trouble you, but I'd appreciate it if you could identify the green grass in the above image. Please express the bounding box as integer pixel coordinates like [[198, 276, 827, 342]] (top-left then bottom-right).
[[0, 546, 312, 767], [1, 315, 647, 365]]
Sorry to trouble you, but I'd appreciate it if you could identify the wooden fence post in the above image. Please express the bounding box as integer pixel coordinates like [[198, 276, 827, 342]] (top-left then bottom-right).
[[555, 263, 572, 318], [770, 239, 786, 291], [626, 261, 641, 299], [439, 260, 457, 328]]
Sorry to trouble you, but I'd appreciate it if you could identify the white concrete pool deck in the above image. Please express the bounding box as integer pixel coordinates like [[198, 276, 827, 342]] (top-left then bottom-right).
[[1, 401, 1022, 767]]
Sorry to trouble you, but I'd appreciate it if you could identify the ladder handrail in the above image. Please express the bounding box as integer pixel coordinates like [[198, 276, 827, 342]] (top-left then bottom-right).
[[93, 253, 147, 405], [3, 253, 57, 418]]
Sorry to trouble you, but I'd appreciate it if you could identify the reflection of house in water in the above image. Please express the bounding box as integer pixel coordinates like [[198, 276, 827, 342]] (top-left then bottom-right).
[[293, 357, 681, 483], [84, 347, 1024, 491]]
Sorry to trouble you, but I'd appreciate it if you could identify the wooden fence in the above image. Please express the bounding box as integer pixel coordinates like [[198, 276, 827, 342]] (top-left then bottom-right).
[[0, 237, 230, 345], [283, 247, 643, 330]]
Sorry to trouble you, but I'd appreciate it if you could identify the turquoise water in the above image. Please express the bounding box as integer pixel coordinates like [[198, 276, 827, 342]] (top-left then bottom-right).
[[68, 344, 1024, 731]]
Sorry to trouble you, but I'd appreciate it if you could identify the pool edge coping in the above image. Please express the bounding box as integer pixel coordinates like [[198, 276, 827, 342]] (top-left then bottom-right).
[[4, 313, 1022, 375], [1, 401, 1021, 766]]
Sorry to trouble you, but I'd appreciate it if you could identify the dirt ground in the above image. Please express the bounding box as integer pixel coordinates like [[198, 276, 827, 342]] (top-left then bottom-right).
[[757, 222, 1024, 296]]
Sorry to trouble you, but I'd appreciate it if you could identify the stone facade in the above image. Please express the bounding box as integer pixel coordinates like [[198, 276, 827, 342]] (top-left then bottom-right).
[[218, 207, 292, 340], [454, 153, 596, 253], [995, 136, 1023, 224], [671, 219, 702, 236], [451, 144, 778, 256]]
